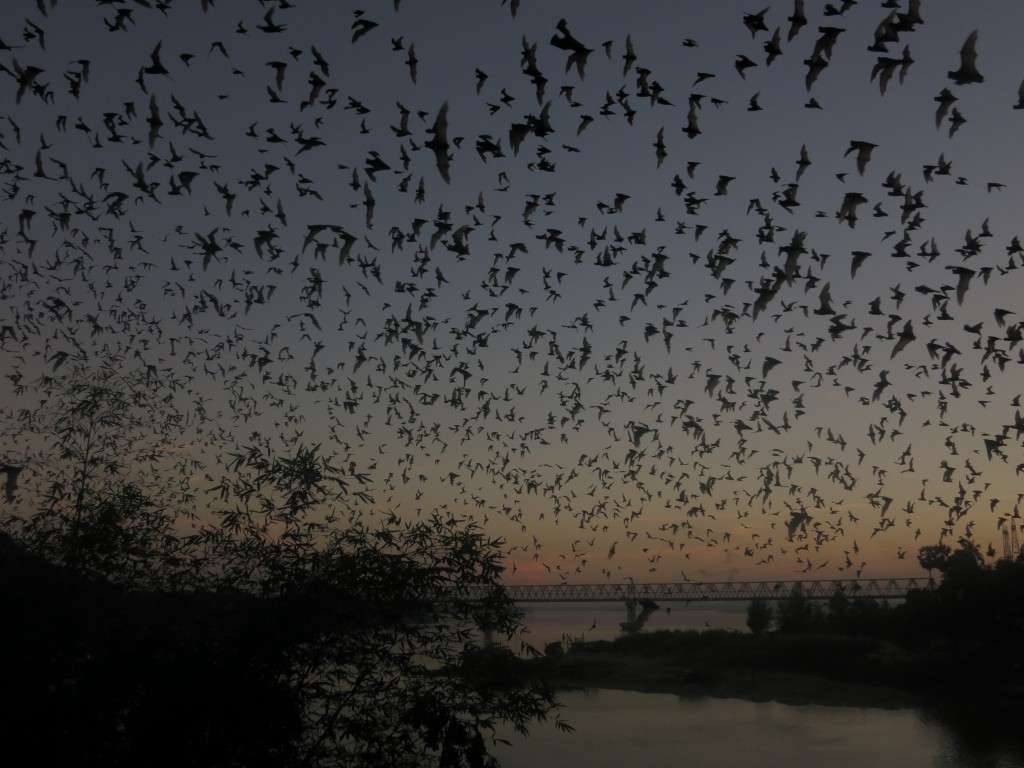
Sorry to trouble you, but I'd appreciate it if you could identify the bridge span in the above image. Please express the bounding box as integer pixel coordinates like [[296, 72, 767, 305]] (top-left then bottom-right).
[[498, 577, 931, 603]]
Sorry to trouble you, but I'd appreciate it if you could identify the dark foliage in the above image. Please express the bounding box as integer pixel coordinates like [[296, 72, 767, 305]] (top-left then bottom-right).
[[1, 521, 560, 768], [1, 534, 302, 767], [0, 367, 560, 768], [762, 542, 1024, 646], [745, 597, 773, 635], [900, 542, 1024, 643]]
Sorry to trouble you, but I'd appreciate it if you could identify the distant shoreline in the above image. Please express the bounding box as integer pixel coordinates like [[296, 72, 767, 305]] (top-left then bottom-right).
[[537, 648, 929, 709], [525, 629, 1023, 710]]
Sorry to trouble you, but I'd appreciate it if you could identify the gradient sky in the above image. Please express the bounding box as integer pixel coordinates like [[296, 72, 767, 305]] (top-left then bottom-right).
[[2, 0, 1024, 586]]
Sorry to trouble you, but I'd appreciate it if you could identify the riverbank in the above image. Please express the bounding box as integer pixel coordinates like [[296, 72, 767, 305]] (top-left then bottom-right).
[[536, 646, 928, 708], [524, 628, 1023, 709]]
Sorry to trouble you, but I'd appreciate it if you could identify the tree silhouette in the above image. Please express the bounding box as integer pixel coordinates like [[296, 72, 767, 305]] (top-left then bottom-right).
[[917, 543, 952, 582], [746, 597, 773, 635], [1, 365, 561, 768], [2, 360, 197, 586], [776, 583, 815, 633]]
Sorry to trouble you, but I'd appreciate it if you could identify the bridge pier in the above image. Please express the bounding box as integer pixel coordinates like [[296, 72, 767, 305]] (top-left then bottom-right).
[[620, 598, 659, 632], [624, 598, 638, 626]]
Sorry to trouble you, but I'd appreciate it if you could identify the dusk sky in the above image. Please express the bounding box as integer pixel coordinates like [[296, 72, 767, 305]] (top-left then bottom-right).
[[3, 0, 1024, 586]]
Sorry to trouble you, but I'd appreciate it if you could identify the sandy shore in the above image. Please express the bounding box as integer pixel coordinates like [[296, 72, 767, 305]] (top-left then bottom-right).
[[538, 649, 930, 709]]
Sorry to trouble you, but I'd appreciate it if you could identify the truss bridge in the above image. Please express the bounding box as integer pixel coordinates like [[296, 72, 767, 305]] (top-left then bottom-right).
[[498, 577, 930, 604]]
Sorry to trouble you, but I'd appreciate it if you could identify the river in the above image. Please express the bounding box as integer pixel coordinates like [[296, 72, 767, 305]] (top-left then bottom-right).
[[512, 600, 750, 648], [493, 602, 1024, 768], [495, 689, 1024, 768]]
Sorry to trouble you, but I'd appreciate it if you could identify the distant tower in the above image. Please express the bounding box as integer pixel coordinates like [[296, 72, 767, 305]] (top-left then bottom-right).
[[1003, 525, 1021, 561]]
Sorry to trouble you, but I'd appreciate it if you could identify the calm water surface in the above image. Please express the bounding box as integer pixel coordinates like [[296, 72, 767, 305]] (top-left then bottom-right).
[[495, 689, 1024, 768], [498, 603, 1024, 767]]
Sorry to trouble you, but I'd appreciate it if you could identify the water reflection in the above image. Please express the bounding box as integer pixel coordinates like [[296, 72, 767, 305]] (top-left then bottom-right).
[[503, 603, 1024, 766], [922, 698, 1024, 768], [495, 689, 1024, 768]]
